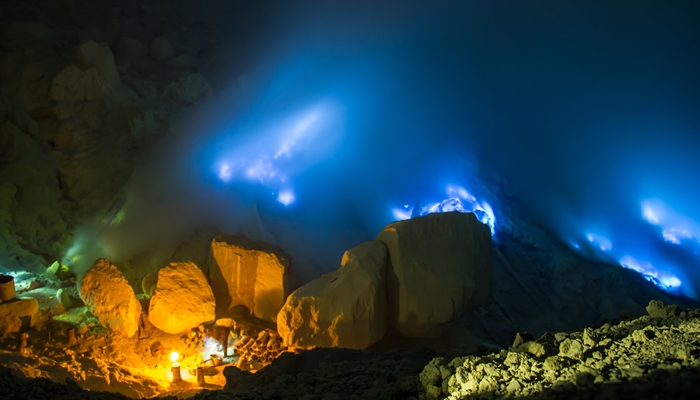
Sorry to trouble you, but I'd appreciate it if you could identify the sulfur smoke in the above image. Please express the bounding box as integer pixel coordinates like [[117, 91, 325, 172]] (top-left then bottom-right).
[[69, 0, 700, 297]]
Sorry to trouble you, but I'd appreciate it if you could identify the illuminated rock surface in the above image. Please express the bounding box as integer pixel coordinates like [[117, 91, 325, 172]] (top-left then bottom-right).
[[277, 240, 388, 349], [209, 235, 291, 323], [148, 261, 215, 334], [377, 212, 492, 338], [421, 300, 700, 400], [2, 300, 700, 399], [0, 298, 39, 337], [79, 259, 141, 337]]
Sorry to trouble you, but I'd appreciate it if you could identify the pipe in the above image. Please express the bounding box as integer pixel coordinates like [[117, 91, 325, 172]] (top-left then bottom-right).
[[18, 332, 28, 355], [0, 275, 15, 301], [196, 366, 205, 386], [172, 363, 182, 383], [67, 328, 76, 345]]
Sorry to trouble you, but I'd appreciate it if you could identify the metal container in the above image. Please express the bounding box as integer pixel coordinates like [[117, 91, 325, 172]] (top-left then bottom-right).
[[0, 274, 16, 301]]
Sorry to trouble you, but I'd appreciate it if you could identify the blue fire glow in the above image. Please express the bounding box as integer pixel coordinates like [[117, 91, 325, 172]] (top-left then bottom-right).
[[277, 189, 296, 206], [641, 198, 700, 246], [391, 184, 496, 235], [586, 233, 612, 252], [564, 197, 700, 296], [620, 255, 682, 291], [211, 102, 343, 207]]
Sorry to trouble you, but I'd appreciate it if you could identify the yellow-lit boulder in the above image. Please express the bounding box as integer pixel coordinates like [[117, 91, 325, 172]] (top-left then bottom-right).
[[377, 212, 492, 338], [209, 235, 290, 323], [148, 262, 215, 334], [0, 298, 39, 338], [79, 259, 141, 337], [277, 240, 388, 349]]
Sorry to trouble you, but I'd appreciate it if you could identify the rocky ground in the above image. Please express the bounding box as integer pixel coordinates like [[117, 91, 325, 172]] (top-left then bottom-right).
[[1, 299, 699, 399], [420, 299, 700, 400]]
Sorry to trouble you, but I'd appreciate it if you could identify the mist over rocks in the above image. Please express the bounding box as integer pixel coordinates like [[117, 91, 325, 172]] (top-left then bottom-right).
[[1, 1, 700, 399], [0, 0, 222, 275]]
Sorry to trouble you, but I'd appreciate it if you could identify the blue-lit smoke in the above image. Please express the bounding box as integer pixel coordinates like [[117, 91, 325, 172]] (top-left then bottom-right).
[[211, 101, 344, 206], [200, 1, 700, 298], [79, 1, 700, 298]]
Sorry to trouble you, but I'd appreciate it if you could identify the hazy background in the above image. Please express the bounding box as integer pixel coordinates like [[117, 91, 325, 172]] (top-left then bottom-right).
[[78, 0, 700, 297]]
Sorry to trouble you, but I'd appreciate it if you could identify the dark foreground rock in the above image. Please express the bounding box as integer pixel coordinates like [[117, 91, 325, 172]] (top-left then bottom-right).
[[0, 366, 131, 400], [421, 300, 700, 400]]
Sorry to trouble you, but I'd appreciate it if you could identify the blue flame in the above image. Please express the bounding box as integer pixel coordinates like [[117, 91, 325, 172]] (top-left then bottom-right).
[[586, 233, 612, 252], [210, 101, 342, 207], [391, 184, 496, 234], [620, 255, 682, 291], [641, 198, 700, 246], [277, 189, 296, 206], [566, 197, 700, 296]]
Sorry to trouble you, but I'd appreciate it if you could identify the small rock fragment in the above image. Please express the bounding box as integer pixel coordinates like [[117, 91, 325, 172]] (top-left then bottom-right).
[[518, 341, 546, 358], [559, 339, 584, 360]]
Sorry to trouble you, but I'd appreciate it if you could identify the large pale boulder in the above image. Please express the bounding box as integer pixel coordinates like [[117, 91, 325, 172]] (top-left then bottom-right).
[[79, 259, 141, 337], [209, 235, 290, 323], [277, 240, 388, 349], [50, 65, 112, 101], [376, 212, 492, 338], [0, 298, 39, 338], [77, 40, 120, 86], [148, 262, 216, 334]]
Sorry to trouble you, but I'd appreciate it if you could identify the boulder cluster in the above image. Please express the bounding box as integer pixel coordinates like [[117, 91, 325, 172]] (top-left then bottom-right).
[[77, 259, 216, 337]]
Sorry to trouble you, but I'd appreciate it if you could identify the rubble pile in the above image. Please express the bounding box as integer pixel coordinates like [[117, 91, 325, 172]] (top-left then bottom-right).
[[2, 300, 700, 399], [420, 300, 700, 400], [233, 329, 290, 371]]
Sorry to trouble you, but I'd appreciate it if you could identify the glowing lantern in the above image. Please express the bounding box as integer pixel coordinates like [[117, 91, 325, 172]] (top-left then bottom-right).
[[170, 351, 182, 383]]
